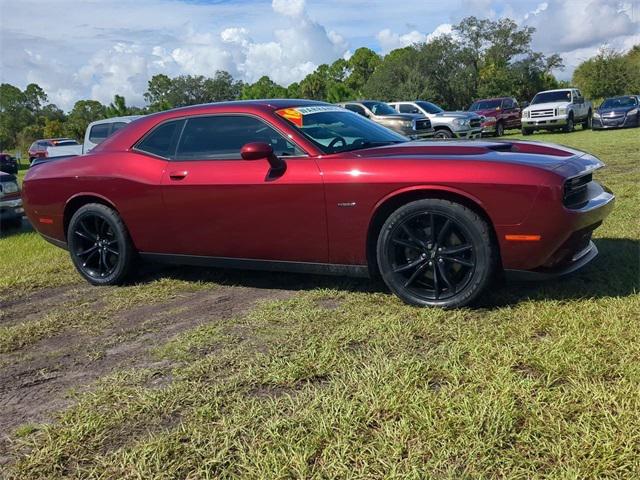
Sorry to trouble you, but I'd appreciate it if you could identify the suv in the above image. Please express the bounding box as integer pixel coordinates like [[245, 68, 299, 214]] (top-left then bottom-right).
[[389, 101, 483, 139], [521, 88, 592, 135], [468, 97, 521, 136], [84, 115, 142, 152], [336, 101, 434, 139]]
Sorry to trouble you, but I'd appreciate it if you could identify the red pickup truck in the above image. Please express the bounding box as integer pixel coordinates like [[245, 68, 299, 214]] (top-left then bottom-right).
[[469, 97, 521, 137]]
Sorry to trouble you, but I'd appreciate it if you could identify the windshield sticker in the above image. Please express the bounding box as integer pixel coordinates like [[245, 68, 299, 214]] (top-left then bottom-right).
[[276, 106, 345, 127]]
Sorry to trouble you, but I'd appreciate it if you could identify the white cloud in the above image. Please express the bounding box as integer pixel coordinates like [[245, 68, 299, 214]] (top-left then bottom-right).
[[376, 29, 427, 54], [272, 0, 306, 17]]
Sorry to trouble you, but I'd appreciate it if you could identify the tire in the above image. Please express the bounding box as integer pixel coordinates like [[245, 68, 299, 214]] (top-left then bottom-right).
[[67, 203, 134, 285], [495, 121, 504, 137], [433, 129, 453, 139], [522, 127, 533, 136], [582, 110, 592, 129], [563, 114, 574, 133], [376, 199, 496, 308]]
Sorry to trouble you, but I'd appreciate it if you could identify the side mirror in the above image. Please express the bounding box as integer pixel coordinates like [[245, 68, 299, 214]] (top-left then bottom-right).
[[241, 142, 285, 172]]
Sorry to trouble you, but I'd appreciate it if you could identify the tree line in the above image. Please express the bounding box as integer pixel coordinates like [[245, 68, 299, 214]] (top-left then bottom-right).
[[1, 16, 638, 153]]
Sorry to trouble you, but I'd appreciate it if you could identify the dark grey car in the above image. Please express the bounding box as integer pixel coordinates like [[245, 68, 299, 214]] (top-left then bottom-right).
[[592, 95, 640, 130], [336, 101, 434, 139]]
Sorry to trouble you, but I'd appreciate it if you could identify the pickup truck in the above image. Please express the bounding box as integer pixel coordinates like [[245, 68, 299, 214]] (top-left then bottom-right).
[[30, 115, 141, 167], [521, 88, 592, 135], [468, 97, 521, 136], [388, 101, 483, 139]]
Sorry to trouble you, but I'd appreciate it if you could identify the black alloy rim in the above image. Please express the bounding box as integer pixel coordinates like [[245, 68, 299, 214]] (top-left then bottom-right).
[[72, 214, 120, 278], [387, 212, 476, 300]]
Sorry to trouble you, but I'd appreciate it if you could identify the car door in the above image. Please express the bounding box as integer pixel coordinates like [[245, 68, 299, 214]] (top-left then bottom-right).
[[159, 114, 328, 262]]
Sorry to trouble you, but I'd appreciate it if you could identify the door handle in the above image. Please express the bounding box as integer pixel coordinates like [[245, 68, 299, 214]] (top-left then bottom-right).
[[169, 170, 188, 180]]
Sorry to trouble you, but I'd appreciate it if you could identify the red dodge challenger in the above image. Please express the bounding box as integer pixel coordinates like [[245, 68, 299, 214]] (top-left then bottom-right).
[[23, 100, 615, 308]]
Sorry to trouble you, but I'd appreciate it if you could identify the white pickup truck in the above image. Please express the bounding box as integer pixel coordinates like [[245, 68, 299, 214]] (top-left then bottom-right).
[[30, 115, 141, 166], [521, 88, 592, 135]]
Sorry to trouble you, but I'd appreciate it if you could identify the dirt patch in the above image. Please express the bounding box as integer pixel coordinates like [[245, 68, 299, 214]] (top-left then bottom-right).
[[0, 282, 294, 463]]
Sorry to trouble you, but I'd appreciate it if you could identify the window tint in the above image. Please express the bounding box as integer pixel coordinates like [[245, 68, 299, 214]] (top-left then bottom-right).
[[175, 115, 304, 161], [89, 123, 110, 144], [111, 122, 127, 133], [137, 120, 183, 158], [398, 104, 420, 114], [344, 104, 366, 116], [502, 98, 514, 109]]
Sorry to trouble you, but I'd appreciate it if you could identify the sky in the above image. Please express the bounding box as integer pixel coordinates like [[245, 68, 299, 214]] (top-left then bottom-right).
[[0, 0, 638, 110]]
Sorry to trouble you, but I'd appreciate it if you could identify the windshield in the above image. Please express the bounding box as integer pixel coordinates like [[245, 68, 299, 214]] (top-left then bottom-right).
[[360, 101, 397, 116], [276, 106, 407, 154], [470, 99, 501, 110], [600, 96, 637, 109], [415, 101, 444, 114], [531, 91, 572, 105]]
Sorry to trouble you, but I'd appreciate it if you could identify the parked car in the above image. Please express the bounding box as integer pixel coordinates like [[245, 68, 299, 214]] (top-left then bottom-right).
[[30, 116, 142, 167], [28, 138, 81, 163], [388, 101, 483, 139], [0, 172, 23, 228], [592, 95, 639, 130], [0, 153, 19, 174], [23, 100, 614, 308], [521, 88, 592, 135], [468, 97, 521, 136], [336, 101, 434, 139]]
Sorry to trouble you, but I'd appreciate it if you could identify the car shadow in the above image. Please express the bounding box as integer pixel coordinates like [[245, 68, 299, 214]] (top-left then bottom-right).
[[135, 237, 639, 306], [0, 218, 32, 238]]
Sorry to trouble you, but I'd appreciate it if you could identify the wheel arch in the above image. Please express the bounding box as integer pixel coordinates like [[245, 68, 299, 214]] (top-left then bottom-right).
[[366, 187, 502, 278], [63, 193, 120, 241]]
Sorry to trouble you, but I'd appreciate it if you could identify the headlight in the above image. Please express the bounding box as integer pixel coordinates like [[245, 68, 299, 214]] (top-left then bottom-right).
[[593, 111, 600, 118], [453, 119, 469, 128], [523, 110, 530, 118], [0, 181, 19, 195], [558, 106, 567, 115], [627, 108, 638, 115]]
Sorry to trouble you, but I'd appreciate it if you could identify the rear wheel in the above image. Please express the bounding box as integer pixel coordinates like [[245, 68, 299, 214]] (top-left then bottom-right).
[[376, 199, 496, 308], [433, 129, 453, 139], [67, 203, 134, 285]]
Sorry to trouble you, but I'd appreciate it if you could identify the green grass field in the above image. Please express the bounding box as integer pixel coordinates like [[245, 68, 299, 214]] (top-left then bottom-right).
[[1, 128, 639, 478]]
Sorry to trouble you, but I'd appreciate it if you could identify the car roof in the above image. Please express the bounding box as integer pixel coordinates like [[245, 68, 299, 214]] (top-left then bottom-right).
[[537, 88, 577, 93], [473, 97, 512, 101], [88, 115, 143, 127]]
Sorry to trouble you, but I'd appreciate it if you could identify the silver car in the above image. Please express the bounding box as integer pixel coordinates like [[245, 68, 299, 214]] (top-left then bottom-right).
[[389, 101, 483, 139], [336, 101, 434, 139]]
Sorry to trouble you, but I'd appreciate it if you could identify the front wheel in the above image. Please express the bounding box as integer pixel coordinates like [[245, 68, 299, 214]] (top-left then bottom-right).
[[433, 129, 453, 139], [522, 127, 533, 136], [376, 199, 496, 308], [563, 115, 574, 133], [67, 203, 134, 285], [495, 121, 504, 137]]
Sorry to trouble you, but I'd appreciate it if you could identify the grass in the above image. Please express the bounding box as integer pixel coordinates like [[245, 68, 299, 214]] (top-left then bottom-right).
[[2, 127, 639, 479]]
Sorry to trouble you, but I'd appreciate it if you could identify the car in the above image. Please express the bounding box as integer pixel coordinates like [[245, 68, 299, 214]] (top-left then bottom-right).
[[521, 88, 592, 135], [592, 95, 639, 130], [468, 97, 521, 136], [388, 101, 483, 139], [23, 100, 615, 308], [0, 172, 24, 229], [28, 138, 82, 163], [0, 153, 19, 174], [30, 116, 143, 168], [336, 101, 434, 138]]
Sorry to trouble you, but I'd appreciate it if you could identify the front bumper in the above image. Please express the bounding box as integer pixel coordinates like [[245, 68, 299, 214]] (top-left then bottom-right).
[[0, 197, 24, 221], [505, 241, 598, 280], [453, 128, 483, 139], [522, 115, 568, 129], [592, 114, 638, 129]]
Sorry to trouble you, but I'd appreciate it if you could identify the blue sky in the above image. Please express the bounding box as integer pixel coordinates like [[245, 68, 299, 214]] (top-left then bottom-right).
[[1, 0, 638, 110]]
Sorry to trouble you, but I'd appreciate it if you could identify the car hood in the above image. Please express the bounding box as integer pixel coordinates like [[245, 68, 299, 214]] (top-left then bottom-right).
[[525, 101, 569, 111], [372, 113, 421, 121], [597, 107, 635, 114], [349, 140, 602, 174], [434, 111, 479, 119], [472, 108, 501, 117]]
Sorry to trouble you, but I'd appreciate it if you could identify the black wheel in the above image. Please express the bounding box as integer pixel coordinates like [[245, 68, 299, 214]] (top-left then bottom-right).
[[582, 111, 592, 129], [563, 115, 574, 132], [376, 199, 496, 308], [433, 129, 453, 139], [67, 203, 134, 285], [495, 121, 504, 137], [521, 127, 533, 136]]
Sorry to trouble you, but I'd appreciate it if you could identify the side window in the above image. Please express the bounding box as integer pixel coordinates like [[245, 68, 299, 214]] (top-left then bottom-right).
[[502, 98, 513, 109], [136, 119, 184, 158], [344, 104, 367, 116], [399, 104, 420, 114], [89, 123, 110, 144], [174, 115, 304, 161]]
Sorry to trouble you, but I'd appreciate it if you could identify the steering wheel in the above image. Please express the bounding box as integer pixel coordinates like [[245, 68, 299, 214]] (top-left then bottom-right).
[[328, 136, 347, 149]]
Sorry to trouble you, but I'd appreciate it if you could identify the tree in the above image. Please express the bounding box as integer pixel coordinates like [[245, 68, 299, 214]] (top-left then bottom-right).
[[43, 118, 66, 138], [0, 84, 31, 149], [65, 100, 106, 140], [106, 94, 130, 117], [241, 76, 287, 99], [144, 72, 242, 110], [144, 74, 173, 112], [363, 47, 424, 101], [573, 47, 636, 100], [346, 48, 381, 96]]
